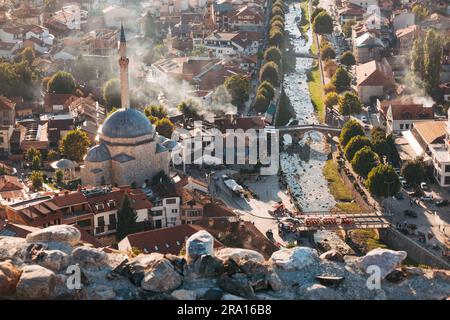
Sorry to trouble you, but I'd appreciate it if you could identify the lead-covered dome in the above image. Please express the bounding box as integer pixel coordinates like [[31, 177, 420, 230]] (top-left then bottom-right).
[[100, 108, 155, 139]]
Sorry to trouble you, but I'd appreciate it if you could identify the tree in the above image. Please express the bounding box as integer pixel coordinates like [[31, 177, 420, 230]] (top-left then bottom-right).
[[311, 7, 326, 23], [271, 20, 285, 31], [143, 13, 160, 39], [371, 127, 396, 161], [411, 37, 425, 77], [371, 126, 386, 141], [55, 170, 64, 184], [269, 27, 284, 48], [254, 94, 269, 113], [401, 159, 425, 187], [260, 61, 279, 87], [32, 155, 41, 170], [271, 6, 284, 17], [323, 59, 338, 77], [47, 150, 58, 161], [340, 51, 356, 66], [424, 30, 443, 96], [257, 81, 275, 101], [151, 170, 171, 185], [351, 146, 379, 178], [59, 129, 91, 162], [324, 92, 339, 109], [342, 19, 356, 38], [30, 171, 44, 191], [411, 4, 429, 22], [320, 44, 336, 60], [366, 164, 400, 197], [144, 105, 168, 119], [26, 147, 40, 162], [102, 79, 121, 109], [312, 12, 333, 35], [177, 100, 202, 120], [332, 67, 351, 93], [264, 46, 282, 65], [116, 195, 138, 241], [19, 47, 35, 65], [270, 15, 285, 27], [344, 135, 372, 161], [224, 74, 251, 106], [155, 117, 175, 138], [47, 71, 76, 94], [339, 119, 364, 147], [339, 92, 363, 115]]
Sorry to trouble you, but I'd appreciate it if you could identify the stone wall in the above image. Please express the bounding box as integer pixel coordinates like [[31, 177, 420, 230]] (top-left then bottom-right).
[[379, 227, 450, 270]]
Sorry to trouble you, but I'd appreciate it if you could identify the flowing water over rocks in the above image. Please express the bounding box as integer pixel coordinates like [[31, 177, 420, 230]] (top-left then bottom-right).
[[280, 3, 336, 212]]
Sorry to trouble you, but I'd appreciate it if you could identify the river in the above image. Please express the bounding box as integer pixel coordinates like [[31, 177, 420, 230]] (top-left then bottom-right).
[[279, 2, 336, 212]]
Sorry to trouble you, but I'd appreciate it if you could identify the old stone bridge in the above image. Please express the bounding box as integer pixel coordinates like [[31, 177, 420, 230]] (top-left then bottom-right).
[[266, 124, 342, 143]]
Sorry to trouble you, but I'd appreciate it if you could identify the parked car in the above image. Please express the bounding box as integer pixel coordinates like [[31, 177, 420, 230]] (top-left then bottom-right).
[[361, 116, 368, 123], [435, 199, 449, 207], [420, 182, 428, 190], [420, 195, 433, 202], [364, 124, 370, 131], [404, 210, 418, 218]]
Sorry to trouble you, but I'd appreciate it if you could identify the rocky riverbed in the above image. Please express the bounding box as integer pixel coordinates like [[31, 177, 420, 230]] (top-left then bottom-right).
[[0, 225, 449, 300]]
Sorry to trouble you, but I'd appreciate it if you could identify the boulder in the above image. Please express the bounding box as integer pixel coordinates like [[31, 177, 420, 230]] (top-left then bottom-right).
[[15, 265, 56, 299], [0, 261, 21, 296], [320, 250, 344, 262], [171, 289, 197, 300], [185, 230, 214, 263], [90, 285, 116, 300], [239, 260, 269, 275], [222, 293, 246, 300], [124, 254, 164, 286], [298, 283, 343, 300], [201, 288, 223, 300], [38, 250, 70, 272], [0, 237, 27, 261], [223, 258, 241, 275], [196, 255, 225, 277], [141, 256, 182, 293], [247, 273, 268, 291], [355, 248, 407, 279], [164, 254, 185, 274], [267, 271, 283, 291], [26, 225, 81, 245], [216, 248, 265, 264], [269, 247, 319, 271], [71, 247, 108, 268], [217, 274, 255, 300]]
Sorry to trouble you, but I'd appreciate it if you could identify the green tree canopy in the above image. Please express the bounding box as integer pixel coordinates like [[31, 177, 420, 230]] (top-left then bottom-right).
[[55, 169, 64, 184], [366, 164, 400, 197], [47, 150, 58, 161], [339, 119, 364, 147], [332, 67, 352, 93], [339, 92, 363, 115], [18, 47, 35, 65], [311, 7, 326, 23], [351, 146, 379, 178], [401, 159, 426, 187], [342, 19, 356, 38], [269, 27, 285, 48], [260, 61, 279, 87], [144, 105, 168, 119], [103, 78, 121, 109], [320, 44, 336, 60], [254, 94, 269, 113], [224, 74, 251, 106], [47, 71, 76, 94], [271, 6, 284, 17], [177, 99, 202, 120], [424, 30, 443, 96], [32, 155, 41, 170], [26, 147, 41, 162], [340, 51, 356, 66], [30, 171, 44, 191], [257, 81, 275, 101], [412, 4, 429, 22], [344, 135, 372, 161], [155, 117, 175, 139], [324, 92, 339, 109], [264, 46, 282, 65], [116, 195, 138, 241], [270, 15, 285, 26], [312, 11, 333, 35], [59, 129, 91, 162], [411, 37, 425, 76]]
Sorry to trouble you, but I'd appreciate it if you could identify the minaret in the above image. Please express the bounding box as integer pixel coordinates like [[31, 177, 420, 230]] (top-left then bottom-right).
[[118, 24, 130, 109]]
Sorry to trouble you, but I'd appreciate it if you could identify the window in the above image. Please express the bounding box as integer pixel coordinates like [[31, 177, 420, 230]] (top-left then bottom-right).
[[109, 213, 116, 229], [172, 209, 178, 213], [405, 124, 409, 129], [444, 176, 450, 185], [97, 216, 105, 227], [400, 124, 404, 130], [0, 136, 3, 143], [445, 165, 450, 173], [166, 198, 177, 204]]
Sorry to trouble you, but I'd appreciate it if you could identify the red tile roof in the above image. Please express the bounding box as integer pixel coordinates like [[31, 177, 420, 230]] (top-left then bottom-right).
[[121, 224, 223, 255], [356, 58, 394, 87], [0, 96, 16, 110], [389, 103, 433, 121]]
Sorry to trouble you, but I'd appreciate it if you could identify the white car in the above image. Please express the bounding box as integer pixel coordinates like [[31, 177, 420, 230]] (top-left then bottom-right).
[[420, 182, 428, 190], [361, 116, 368, 123]]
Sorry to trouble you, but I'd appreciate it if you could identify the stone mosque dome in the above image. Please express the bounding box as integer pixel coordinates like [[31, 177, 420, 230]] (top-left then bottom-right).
[[100, 108, 155, 139]]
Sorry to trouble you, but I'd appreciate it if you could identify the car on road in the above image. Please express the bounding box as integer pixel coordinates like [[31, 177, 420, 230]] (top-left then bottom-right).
[[420, 195, 433, 202], [364, 124, 370, 131], [435, 199, 449, 207], [404, 209, 418, 218], [361, 116, 368, 123], [420, 182, 428, 190]]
